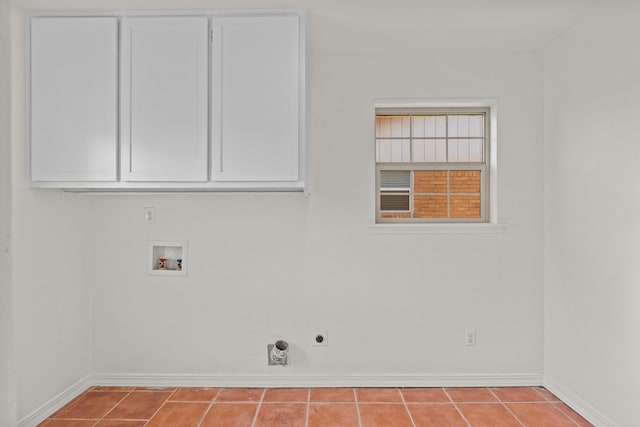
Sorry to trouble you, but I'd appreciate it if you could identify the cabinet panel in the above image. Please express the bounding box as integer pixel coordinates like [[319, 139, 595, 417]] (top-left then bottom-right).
[[121, 17, 208, 182], [30, 17, 118, 182], [212, 16, 300, 182]]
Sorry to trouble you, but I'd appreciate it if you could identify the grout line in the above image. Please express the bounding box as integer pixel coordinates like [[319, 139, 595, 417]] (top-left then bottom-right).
[[487, 388, 525, 427], [353, 388, 362, 427], [263, 400, 408, 405], [305, 388, 310, 427], [166, 388, 179, 401], [49, 389, 90, 419], [141, 390, 174, 427], [533, 386, 550, 401], [535, 386, 562, 403], [196, 388, 220, 427], [550, 402, 583, 427], [302, 401, 361, 405], [249, 389, 267, 427], [101, 389, 133, 422], [398, 388, 417, 427], [50, 417, 147, 421], [78, 418, 148, 421], [44, 418, 132, 421], [443, 388, 472, 427]]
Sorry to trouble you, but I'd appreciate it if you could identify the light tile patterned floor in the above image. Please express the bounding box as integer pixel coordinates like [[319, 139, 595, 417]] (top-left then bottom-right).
[[38, 386, 593, 426]]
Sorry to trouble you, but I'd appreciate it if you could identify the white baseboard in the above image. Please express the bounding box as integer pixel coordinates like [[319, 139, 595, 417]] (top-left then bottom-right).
[[91, 372, 543, 388], [544, 376, 620, 427], [18, 375, 91, 427]]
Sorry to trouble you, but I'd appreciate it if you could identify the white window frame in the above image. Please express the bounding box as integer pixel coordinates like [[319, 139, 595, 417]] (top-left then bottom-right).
[[374, 99, 498, 225]]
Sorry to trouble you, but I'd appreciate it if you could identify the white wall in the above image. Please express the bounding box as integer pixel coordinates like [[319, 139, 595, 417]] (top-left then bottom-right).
[[10, 7, 93, 421], [90, 52, 544, 376], [10, 0, 546, 419], [0, 0, 16, 424], [544, 2, 640, 426]]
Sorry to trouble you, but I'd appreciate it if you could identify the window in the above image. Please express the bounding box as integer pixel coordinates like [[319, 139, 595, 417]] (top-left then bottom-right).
[[375, 107, 490, 223]]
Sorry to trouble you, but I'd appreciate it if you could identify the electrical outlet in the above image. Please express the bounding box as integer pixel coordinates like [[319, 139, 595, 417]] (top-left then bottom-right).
[[465, 329, 476, 346], [312, 330, 328, 346], [144, 207, 155, 224]]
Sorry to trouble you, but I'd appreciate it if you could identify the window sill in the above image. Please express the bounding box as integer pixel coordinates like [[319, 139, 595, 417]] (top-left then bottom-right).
[[368, 222, 508, 235]]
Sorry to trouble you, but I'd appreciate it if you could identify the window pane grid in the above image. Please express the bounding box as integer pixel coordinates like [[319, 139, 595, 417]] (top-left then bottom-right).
[[376, 113, 485, 163]]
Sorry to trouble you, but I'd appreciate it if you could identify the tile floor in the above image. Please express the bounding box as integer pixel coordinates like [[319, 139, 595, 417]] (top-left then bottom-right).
[[38, 386, 593, 427]]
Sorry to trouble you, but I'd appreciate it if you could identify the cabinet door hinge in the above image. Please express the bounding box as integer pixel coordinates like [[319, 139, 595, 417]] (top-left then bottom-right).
[[210, 30, 214, 43]]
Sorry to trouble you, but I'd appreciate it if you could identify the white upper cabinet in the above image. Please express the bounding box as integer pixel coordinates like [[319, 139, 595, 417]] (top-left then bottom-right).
[[30, 17, 118, 182], [212, 15, 302, 183], [29, 12, 306, 191], [121, 16, 209, 182]]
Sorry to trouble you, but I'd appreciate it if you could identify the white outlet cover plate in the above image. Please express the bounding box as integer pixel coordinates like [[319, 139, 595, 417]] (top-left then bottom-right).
[[465, 329, 476, 346], [144, 207, 156, 224], [312, 330, 328, 346]]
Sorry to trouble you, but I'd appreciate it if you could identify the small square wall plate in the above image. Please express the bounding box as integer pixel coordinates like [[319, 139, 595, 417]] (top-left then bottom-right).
[[147, 240, 188, 276]]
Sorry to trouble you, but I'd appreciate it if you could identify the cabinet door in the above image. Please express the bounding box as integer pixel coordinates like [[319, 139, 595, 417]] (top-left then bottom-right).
[[121, 17, 208, 182], [30, 17, 118, 182], [212, 16, 301, 182]]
